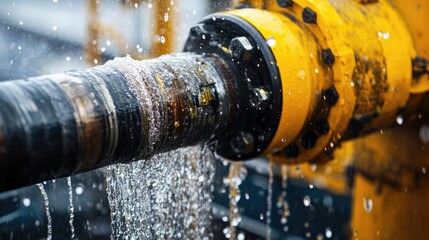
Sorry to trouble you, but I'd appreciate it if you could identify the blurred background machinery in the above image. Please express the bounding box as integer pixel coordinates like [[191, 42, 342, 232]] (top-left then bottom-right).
[[0, 0, 429, 239]]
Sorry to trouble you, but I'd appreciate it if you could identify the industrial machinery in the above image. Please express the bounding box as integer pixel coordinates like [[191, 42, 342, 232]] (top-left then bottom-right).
[[0, 0, 428, 238]]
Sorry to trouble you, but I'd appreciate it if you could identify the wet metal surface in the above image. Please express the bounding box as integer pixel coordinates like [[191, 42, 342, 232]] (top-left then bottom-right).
[[0, 53, 231, 191]]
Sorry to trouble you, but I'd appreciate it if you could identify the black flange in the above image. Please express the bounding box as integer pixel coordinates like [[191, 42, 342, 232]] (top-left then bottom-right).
[[184, 14, 282, 160]]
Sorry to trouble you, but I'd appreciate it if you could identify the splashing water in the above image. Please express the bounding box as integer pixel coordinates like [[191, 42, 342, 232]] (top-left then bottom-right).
[[106, 144, 215, 239], [266, 162, 273, 240], [67, 177, 75, 239], [37, 183, 52, 240], [226, 163, 247, 239], [278, 165, 290, 232]]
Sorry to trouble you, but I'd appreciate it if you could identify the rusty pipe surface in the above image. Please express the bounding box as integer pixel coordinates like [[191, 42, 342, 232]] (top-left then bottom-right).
[[0, 53, 233, 191]]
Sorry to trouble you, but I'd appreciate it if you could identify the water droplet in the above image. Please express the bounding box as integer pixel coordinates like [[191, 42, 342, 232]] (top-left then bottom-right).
[[266, 37, 276, 47], [66, 56, 71, 61], [420, 125, 429, 143], [303, 195, 311, 206], [19, 20, 23, 25], [75, 185, 84, 195], [396, 115, 403, 125], [160, 36, 166, 43], [22, 198, 31, 207], [164, 13, 169, 22], [231, 217, 241, 226], [422, 166, 427, 174], [323, 195, 333, 207], [325, 227, 333, 238], [383, 32, 390, 39], [237, 232, 245, 240], [147, 3, 153, 8], [363, 196, 373, 212], [52, 26, 57, 31], [239, 192, 247, 201]]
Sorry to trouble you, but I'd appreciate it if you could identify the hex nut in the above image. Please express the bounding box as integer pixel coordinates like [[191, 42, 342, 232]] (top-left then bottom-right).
[[229, 37, 253, 61], [322, 86, 339, 106], [284, 144, 299, 158], [302, 7, 317, 24], [315, 119, 330, 135], [278, 0, 293, 8], [300, 130, 318, 149], [322, 49, 335, 66]]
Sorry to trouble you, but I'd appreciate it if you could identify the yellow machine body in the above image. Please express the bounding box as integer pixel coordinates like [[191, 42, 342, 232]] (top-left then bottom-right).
[[226, 0, 423, 164], [225, 0, 429, 239]]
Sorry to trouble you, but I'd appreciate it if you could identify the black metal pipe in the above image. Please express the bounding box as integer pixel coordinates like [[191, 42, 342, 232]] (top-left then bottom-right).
[[0, 53, 234, 191]]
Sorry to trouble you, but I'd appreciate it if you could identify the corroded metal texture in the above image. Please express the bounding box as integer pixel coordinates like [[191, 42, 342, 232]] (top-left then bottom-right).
[[0, 53, 232, 191]]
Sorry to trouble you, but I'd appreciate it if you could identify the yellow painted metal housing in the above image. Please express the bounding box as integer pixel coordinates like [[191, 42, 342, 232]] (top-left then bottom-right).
[[228, 0, 422, 164], [227, 0, 429, 239], [346, 120, 429, 239], [227, 9, 326, 154]]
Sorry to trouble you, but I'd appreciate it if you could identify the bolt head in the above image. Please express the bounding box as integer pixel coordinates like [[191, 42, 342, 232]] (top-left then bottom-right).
[[278, 0, 293, 8], [251, 87, 270, 108], [300, 130, 318, 149], [229, 37, 253, 60], [302, 7, 317, 24], [322, 86, 339, 106], [322, 49, 335, 66], [315, 119, 330, 135], [284, 144, 299, 158], [189, 24, 208, 41]]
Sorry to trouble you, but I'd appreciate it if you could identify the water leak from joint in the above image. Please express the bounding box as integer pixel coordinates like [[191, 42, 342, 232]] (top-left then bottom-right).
[[37, 183, 52, 240], [106, 144, 215, 239], [266, 161, 273, 240], [278, 165, 290, 232], [226, 162, 247, 239], [67, 177, 75, 239]]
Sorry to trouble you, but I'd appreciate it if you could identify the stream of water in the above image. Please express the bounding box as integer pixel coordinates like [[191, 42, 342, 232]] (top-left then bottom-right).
[[37, 183, 52, 240], [67, 177, 75, 239], [106, 144, 215, 239]]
